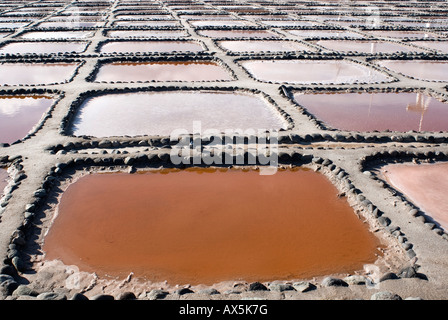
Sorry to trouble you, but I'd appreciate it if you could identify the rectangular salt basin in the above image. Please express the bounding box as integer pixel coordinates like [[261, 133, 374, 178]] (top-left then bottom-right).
[[114, 14, 173, 20], [293, 92, 448, 132], [112, 20, 181, 27], [18, 31, 95, 40], [0, 22, 30, 29], [218, 40, 315, 53], [94, 61, 233, 82], [190, 20, 248, 27], [0, 63, 80, 85], [241, 60, 393, 84], [367, 30, 440, 40], [409, 41, 448, 54], [0, 95, 55, 143], [99, 41, 204, 54], [381, 162, 448, 231], [42, 168, 381, 284], [106, 30, 188, 38], [287, 29, 365, 39], [316, 40, 425, 54], [36, 21, 102, 28], [70, 91, 287, 137], [376, 60, 448, 82], [261, 20, 317, 27], [0, 41, 88, 54], [197, 29, 279, 38]]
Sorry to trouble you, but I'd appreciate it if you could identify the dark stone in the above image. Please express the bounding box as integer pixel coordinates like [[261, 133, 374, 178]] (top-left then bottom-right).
[[70, 293, 89, 300], [379, 272, 399, 282], [91, 294, 114, 300], [398, 266, 417, 279], [117, 291, 136, 300], [176, 288, 194, 295], [1, 279, 18, 295], [249, 282, 268, 291], [321, 277, 349, 287], [37, 292, 67, 300]]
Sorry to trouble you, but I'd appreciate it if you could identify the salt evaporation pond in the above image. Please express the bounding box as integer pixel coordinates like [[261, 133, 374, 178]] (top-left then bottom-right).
[[197, 29, 279, 38], [218, 40, 314, 53], [43, 167, 382, 285], [0, 63, 80, 85], [0, 95, 55, 143], [0, 41, 88, 55], [293, 92, 448, 132], [376, 60, 448, 82], [70, 91, 287, 137], [241, 60, 392, 84], [18, 31, 95, 40], [94, 61, 233, 82], [99, 40, 204, 54], [106, 30, 188, 38], [316, 40, 425, 54], [381, 162, 448, 231]]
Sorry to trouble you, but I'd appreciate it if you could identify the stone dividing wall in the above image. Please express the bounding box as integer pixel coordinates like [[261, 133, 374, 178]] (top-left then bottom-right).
[[0, 0, 448, 300]]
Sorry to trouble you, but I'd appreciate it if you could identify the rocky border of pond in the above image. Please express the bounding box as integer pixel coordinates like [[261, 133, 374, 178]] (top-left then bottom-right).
[[0, 153, 419, 300]]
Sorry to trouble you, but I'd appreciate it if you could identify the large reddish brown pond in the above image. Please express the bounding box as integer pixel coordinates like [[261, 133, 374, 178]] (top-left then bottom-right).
[[71, 91, 287, 137], [241, 60, 392, 84], [293, 92, 448, 132], [94, 61, 232, 82], [43, 168, 382, 285], [381, 162, 448, 231], [0, 63, 80, 85], [0, 95, 55, 143], [376, 60, 448, 82]]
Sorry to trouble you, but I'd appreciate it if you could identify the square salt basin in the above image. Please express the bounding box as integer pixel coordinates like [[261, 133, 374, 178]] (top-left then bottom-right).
[[98, 40, 205, 54], [240, 60, 393, 84], [0, 41, 88, 55], [218, 40, 315, 53], [409, 41, 448, 54], [197, 29, 280, 38], [0, 62, 80, 85], [112, 20, 181, 27], [70, 91, 287, 137], [380, 162, 448, 231], [293, 91, 448, 132], [316, 40, 426, 54], [0, 95, 55, 144], [42, 167, 382, 284], [93, 61, 233, 82], [18, 30, 95, 40], [376, 60, 448, 82], [287, 29, 365, 39], [106, 30, 188, 38]]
